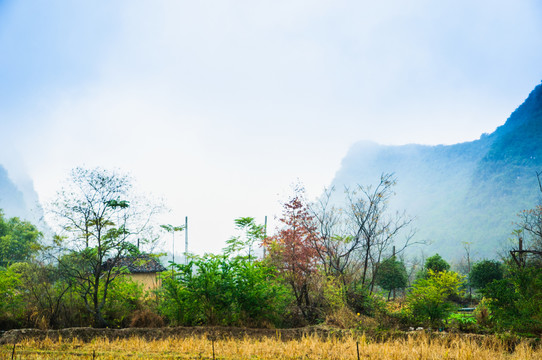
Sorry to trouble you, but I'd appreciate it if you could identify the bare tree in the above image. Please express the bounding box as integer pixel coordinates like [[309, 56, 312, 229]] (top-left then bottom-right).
[[307, 173, 414, 290], [345, 173, 414, 289], [306, 187, 352, 281]]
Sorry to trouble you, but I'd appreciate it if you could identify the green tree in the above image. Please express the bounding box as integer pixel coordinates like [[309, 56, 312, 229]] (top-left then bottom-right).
[[0, 210, 42, 266], [469, 260, 504, 290], [425, 254, 450, 273], [224, 217, 266, 260], [406, 270, 464, 327], [416, 253, 450, 279], [375, 256, 408, 300], [50, 167, 161, 328]]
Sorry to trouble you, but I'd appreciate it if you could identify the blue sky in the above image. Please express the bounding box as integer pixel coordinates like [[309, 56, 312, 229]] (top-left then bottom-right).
[[1, 1, 542, 255]]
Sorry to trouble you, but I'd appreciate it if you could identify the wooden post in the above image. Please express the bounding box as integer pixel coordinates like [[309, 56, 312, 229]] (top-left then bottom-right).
[[212, 338, 215, 360], [356, 341, 360, 360], [519, 236, 524, 266], [392, 246, 396, 300]]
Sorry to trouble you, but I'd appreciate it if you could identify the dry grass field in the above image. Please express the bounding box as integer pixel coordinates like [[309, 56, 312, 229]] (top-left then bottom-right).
[[1, 332, 541, 360]]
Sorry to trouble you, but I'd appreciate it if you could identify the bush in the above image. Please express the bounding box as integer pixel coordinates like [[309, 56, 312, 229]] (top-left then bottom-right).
[[482, 266, 542, 334], [473, 297, 492, 329], [448, 313, 477, 332], [103, 276, 145, 328], [325, 306, 358, 329], [159, 254, 290, 327], [346, 282, 387, 318], [405, 270, 465, 328], [129, 309, 164, 328], [0, 265, 23, 329]]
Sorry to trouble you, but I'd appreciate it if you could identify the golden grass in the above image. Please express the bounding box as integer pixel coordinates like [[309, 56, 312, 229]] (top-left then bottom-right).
[[1, 332, 541, 359]]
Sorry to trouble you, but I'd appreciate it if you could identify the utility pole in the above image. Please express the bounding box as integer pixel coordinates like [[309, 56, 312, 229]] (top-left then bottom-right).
[[160, 224, 185, 268], [263, 215, 268, 258], [185, 216, 188, 265]]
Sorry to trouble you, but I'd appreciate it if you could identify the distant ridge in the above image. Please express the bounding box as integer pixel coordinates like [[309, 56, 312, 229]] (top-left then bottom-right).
[[331, 82, 542, 259], [0, 164, 45, 226]]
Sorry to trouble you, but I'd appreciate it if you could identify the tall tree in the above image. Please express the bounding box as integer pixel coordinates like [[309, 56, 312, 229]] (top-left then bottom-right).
[[50, 167, 161, 327]]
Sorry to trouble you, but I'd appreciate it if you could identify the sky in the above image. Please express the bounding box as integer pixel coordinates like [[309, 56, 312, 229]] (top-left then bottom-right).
[[1, 1, 542, 256]]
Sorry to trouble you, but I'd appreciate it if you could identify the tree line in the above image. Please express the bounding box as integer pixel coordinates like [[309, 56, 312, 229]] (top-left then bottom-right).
[[0, 167, 541, 336]]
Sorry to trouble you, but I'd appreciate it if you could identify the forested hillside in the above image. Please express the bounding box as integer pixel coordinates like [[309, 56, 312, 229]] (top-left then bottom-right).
[[331, 82, 542, 259]]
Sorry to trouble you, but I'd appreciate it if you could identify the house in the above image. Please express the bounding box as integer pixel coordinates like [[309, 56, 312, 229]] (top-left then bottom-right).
[[105, 254, 167, 291]]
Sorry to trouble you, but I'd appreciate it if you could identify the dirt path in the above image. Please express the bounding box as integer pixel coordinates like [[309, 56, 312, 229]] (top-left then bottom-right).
[[0, 326, 351, 345]]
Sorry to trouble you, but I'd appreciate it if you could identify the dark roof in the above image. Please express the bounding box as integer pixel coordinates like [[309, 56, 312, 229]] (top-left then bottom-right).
[[104, 254, 167, 274]]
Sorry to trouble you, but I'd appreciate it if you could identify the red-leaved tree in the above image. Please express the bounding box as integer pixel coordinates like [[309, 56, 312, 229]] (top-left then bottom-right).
[[264, 186, 319, 321]]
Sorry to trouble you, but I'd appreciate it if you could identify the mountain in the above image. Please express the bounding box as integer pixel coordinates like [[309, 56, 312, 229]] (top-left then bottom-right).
[[0, 164, 45, 226], [330, 82, 542, 260]]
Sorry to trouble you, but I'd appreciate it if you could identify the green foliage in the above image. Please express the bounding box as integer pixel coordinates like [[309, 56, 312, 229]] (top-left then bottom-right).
[[0, 211, 42, 266], [416, 254, 451, 280], [375, 256, 408, 294], [224, 217, 265, 259], [448, 312, 477, 332], [320, 275, 347, 311], [469, 260, 504, 290], [159, 254, 290, 327], [9, 262, 73, 329], [406, 270, 465, 327], [483, 266, 542, 334], [102, 276, 145, 328], [345, 281, 387, 318], [424, 254, 450, 273], [0, 265, 23, 328]]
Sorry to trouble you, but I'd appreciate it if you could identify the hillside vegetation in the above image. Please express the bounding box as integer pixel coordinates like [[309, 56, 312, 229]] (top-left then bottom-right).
[[331, 82, 542, 258]]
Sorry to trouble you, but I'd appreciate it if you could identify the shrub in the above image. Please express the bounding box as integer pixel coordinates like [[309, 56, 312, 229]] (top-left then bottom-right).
[[130, 309, 164, 328], [406, 270, 465, 328], [103, 276, 145, 328], [159, 254, 290, 327], [448, 312, 477, 332], [483, 266, 542, 334]]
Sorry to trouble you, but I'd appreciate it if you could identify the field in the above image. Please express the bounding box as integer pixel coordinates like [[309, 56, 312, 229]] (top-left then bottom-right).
[[1, 331, 541, 360]]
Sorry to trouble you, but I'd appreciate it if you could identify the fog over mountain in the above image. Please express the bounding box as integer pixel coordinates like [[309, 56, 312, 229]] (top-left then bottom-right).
[[0, 165, 45, 228], [331, 82, 542, 259]]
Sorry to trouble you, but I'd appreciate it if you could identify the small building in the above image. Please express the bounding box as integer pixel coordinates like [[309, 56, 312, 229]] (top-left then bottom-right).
[[105, 254, 167, 291]]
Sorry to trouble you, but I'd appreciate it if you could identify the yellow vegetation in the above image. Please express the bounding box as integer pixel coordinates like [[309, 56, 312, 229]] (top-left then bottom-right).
[[1, 332, 541, 359]]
